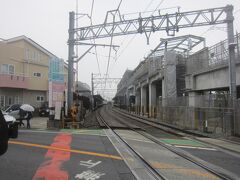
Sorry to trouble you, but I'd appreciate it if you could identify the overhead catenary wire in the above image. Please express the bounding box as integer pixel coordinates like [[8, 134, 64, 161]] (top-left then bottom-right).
[[114, 0, 158, 60], [90, 0, 101, 75], [110, 0, 166, 74], [116, 0, 166, 60], [75, 0, 79, 86], [123, 6, 180, 16], [200, 8, 240, 37], [104, 0, 123, 89], [89, 51, 116, 59]]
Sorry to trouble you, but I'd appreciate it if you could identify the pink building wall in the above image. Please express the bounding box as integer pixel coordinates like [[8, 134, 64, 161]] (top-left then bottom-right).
[[0, 74, 29, 89]]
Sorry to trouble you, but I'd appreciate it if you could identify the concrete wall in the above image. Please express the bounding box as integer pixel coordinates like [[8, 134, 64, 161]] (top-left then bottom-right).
[[194, 64, 240, 90], [23, 90, 47, 108]]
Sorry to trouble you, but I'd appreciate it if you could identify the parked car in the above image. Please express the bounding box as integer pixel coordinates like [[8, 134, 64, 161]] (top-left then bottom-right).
[[0, 110, 18, 155], [3, 104, 21, 120], [38, 101, 49, 117]]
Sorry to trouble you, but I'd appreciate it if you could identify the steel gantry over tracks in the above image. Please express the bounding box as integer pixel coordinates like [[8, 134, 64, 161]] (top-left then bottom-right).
[[91, 73, 121, 101], [68, 5, 236, 110]]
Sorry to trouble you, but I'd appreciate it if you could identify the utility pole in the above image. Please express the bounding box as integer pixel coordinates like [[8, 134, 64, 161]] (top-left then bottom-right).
[[91, 73, 94, 96], [91, 73, 94, 110], [226, 5, 237, 135], [67, 11, 75, 111], [226, 5, 237, 99]]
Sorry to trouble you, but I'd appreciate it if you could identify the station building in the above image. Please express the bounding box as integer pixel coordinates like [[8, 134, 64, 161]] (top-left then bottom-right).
[[0, 36, 70, 109]]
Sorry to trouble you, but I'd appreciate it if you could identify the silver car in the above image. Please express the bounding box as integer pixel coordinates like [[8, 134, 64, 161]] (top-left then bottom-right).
[[3, 104, 21, 120]]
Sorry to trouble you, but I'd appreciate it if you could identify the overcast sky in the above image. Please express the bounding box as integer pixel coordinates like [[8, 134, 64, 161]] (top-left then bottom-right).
[[0, 0, 240, 98]]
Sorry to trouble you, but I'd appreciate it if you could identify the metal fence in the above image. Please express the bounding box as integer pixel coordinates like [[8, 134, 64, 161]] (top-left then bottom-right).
[[187, 33, 240, 75], [157, 95, 238, 136], [235, 100, 240, 136]]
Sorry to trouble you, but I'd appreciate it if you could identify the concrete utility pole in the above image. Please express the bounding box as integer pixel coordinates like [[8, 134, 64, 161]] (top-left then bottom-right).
[[226, 5, 237, 135], [226, 5, 237, 99], [91, 73, 94, 96], [67, 11, 75, 111]]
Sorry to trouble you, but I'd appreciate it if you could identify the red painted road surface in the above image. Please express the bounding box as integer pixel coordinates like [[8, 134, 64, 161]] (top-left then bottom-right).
[[33, 133, 72, 180]]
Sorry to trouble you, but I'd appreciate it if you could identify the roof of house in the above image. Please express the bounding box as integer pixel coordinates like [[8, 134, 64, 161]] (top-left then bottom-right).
[[6, 35, 56, 58], [6, 35, 77, 72]]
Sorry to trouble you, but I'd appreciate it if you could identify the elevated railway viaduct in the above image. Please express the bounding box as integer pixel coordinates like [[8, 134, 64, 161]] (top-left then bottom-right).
[[115, 34, 240, 136]]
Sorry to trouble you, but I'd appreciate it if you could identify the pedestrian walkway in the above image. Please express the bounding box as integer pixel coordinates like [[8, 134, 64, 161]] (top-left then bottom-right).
[[18, 116, 48, 130]]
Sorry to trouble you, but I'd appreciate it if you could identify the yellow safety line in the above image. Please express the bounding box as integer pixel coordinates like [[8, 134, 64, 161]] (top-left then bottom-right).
[[8, 141, 219, 179], [9, 140, 122, 160]]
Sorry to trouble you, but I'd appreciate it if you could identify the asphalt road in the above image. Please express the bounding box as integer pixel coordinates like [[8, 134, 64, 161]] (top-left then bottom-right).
[[0, 129, 135, 180]]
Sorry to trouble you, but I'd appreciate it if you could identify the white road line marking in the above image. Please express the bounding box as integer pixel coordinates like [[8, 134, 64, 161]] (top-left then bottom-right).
[[19, 130, 59, 134], [175, 145, 217, 151], [120, 136, 154, 143]]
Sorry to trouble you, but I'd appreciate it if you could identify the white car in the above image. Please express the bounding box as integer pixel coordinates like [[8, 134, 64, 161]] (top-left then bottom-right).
[[4, 114, 16, 123], [3, 104, 21, 120], [0, 110, 18, 156]]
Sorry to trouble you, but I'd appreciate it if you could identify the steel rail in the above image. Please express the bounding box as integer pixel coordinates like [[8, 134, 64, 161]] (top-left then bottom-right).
[[96, 108, 166, 180], [111, 108, 235, 180]]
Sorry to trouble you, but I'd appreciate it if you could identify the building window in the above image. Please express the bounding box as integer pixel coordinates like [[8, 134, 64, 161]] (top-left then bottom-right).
[[36, 96, 44, 102], [1, 64, 8, 74], [14, 96, 20, 104], [0, 95, 5, 108], [25, 49, 41, 61], [25, 49, 30, 60], [1, 64, 14, 75], [8, 97, 12, 106], [33, 72, 42, 77]]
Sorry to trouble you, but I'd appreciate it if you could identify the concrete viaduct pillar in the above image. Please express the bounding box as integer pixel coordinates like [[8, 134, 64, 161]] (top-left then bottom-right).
[[135, 88, 141, 114], [149, 82, 157, 118], [141, 86, 147, 115]]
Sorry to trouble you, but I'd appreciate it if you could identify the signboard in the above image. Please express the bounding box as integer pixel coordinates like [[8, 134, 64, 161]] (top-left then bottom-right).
[[48, 57, 65, 108], [49, 57, 64, 83], [54, 101, 62, 120]]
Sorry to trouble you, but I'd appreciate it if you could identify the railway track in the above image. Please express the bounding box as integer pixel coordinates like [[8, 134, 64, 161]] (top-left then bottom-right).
[[96, 109, 166, 180], [96, 105, 236, 180]]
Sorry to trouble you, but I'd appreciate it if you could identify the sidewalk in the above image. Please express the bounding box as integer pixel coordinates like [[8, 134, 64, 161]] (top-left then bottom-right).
[[18, 116, 48, 130]]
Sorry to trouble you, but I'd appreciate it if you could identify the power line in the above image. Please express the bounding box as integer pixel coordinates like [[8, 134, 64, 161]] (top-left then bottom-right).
[[123, 6, 180, 16], [152, 0, 165, 13], [115, 0, 156, 57], [117, 0, 123, 10], [116, 0, 165, 60], [105, 0, 124, 76], [88, 51, 115, 58], [90, 0, 101, 75], [200, 8, 240, 37], [110, 0, 166, 74], [76, 0, 79, 84], [104, 0, 123, 88]]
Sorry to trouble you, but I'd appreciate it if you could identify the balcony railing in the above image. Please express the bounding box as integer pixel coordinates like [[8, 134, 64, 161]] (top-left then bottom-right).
[[0, 73, 29, 88]]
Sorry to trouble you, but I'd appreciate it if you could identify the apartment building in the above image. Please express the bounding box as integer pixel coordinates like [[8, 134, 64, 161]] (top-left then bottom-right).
[[0, 36, 68, 108]]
